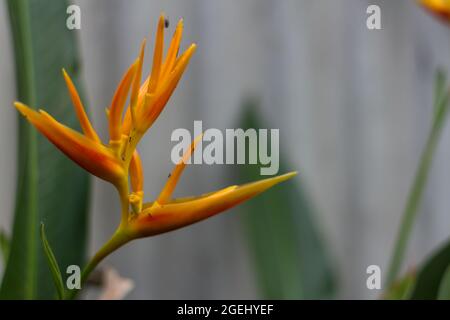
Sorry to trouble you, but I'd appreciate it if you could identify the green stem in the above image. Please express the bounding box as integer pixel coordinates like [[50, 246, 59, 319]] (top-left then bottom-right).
[[67, 178, 131, 300], [118, 179, 131, 227], [67, 228, 131, 300], [385, 74, 449, 287]]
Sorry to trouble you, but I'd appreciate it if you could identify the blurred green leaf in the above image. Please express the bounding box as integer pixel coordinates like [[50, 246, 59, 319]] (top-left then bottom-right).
[[383, 270, 415, 300], [236, 98, 336, 299], [386, 70, 450, 287], [0, 0, 90, 299], [0, 230, 9, 267], [409, 239, 450, 299], [40, 223, 65, 300], [438, 266, 450, 300]]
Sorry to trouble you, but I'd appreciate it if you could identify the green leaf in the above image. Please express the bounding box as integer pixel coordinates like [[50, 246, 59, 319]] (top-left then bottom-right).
[[386, 70, 450, 287], [236, 98, 336, 299], [438, 265, 450, 300], [0, 0, 90, 299], [0, 230, 10, 267], [40, 223, 65, 300], [409, 239, 450, 299]]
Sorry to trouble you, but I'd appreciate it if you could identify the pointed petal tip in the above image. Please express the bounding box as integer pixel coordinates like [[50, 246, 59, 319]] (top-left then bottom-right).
[[14, 101, 24, 109], [233, 171, 297, 199], [14, 101, 32, 116], [183, 44, 197, 59], [158, 13, 166, 29], [259, 170, 298, 187], [278, 171, 298, 181], [61, 68, 72, 83], [139, 38, 147, 54], [176, 18, 184, 30], [139, 41, 147, 61]]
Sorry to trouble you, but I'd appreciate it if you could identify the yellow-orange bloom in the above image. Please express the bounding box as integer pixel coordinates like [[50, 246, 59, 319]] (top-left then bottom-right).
[[419, 0, 450, 22], [16, 14, 297, 290]]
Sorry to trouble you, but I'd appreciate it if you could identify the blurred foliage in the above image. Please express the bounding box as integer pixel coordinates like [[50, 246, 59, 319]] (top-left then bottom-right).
[[0, 0, 90, 299], [236, 98, 336, 299], [383, 271, 415, 300], [438, 266, 450, 299], [40, 223, 65, 300], [409, 239, 450, 299], [0, 230, 9, 267], [383, 70, 450, 300]]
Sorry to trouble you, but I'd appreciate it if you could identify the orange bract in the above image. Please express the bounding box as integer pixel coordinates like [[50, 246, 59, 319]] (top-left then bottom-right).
[[15, 103, 125, 183]]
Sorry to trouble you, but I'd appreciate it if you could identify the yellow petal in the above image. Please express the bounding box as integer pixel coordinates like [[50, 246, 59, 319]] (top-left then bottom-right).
[[130, 150, 144, 192], [62, 69, 101, 143], [139, 44, 196, 132], [156, 133, 202, 204], [147, 14, 165, 94], [130, 39, 146, 126], [160, 18, 183, 81], [15, 102, 125, 184], [109, 61, 138, 143], [129, 172, 297, 238], [121, 76, 149, 136]]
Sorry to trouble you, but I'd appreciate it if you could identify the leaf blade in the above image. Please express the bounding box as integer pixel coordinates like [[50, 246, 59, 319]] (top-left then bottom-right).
[[385, 70, 450, 287], [1, 0, 90, 299], [40, 223, 64, 300], [438, 265, 450, 300], [0, 230, 10, 268], [410, 239, 450, 299], [236, 99, 336, 299]]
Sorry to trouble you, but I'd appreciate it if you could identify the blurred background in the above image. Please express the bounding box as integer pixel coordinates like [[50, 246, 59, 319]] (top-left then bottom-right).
[[2, 0, 450, 299]]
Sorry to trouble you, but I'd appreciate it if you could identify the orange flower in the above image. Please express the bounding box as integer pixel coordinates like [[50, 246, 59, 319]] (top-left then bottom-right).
[[16, 14, 297, 293]]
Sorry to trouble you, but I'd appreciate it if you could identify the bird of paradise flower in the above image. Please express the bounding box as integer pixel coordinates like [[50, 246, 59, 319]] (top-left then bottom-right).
[[15, 14, 296, 296]]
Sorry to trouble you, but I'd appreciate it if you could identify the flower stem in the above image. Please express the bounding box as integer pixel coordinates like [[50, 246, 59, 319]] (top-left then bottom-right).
[[385, 71, 450, 287], [67, 228, 131, 300]]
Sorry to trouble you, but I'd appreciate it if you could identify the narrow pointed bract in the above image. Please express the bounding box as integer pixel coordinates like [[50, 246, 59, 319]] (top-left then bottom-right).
[[62, 69, 101, 143], [15, 102, 125, 183], [130, 172, 297, 238], [109, 61, 138, 144], [161, 19, 183, 81], [147, 14, 165, 94], [130, 40, 147, 126], [157, 134, 202, 205]]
